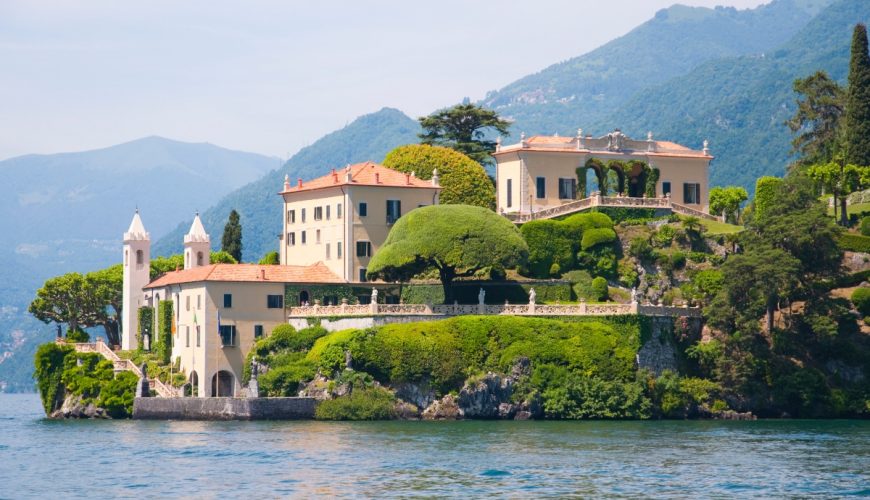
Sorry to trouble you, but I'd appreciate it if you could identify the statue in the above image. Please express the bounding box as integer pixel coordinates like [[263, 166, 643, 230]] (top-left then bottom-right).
[[247, 356, 260, 398], [528, 288, 536, 304], [371, 287, 378, 303], [345, 349, 353, 370], [143, 332, 151, 352], [251, 355, 259, 379], [478, 288, 486, 305]]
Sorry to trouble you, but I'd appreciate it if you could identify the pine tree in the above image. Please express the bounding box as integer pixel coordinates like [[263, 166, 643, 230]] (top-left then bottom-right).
[[221, 210, 242, 263], [845, 23, 870, 167]]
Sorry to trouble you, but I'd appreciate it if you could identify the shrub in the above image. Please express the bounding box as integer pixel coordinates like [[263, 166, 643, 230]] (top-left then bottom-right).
[[315, 387, 396, 420], [838, 233, 870, 253], [670, 252, 686, 270], [540, 373, 651, 419], [33, 343, 73, 414], [258, 251, 280, 265], [618, 258, 638, 288], [549, 263, 561, 277], [98, 371, 138, 418], [629, 237, 655, 262], [653, 225, 676, 247], [851, 287, 870, 315], [259, 359, 317, 397], [581, 227, 617, 251], [754, 176, 783, 218], [156, 300, 173, 364], [521, 220, 576, 278], [591, 277, 609, 301], [861, 217, 870, 236], [565, 270, 596, 301], [66, 329, 89, 343], [687, 251, 708, 263]]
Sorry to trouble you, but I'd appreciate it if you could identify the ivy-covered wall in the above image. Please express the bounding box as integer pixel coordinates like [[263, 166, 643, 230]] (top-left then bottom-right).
[[137, 306, 154, 352], [156, 300, 173, 364]]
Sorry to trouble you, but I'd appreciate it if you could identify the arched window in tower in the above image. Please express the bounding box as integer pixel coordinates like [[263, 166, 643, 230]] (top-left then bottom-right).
[[136, 249, 144, 267], [125, 250, 129, 267], [197, 251, 203, 266], [185, 251, 189, 269]]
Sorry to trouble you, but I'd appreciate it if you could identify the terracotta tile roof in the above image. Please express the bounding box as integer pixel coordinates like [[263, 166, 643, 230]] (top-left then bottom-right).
[[279, 161, 439, 194], [144, 262, 341, 289]]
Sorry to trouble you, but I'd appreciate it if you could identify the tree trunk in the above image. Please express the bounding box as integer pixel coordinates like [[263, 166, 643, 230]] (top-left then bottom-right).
[[102, 322, 120, 347], [840, 196, 849, 226], [766, 301, 775, 333], [438, 267, 455, 304]]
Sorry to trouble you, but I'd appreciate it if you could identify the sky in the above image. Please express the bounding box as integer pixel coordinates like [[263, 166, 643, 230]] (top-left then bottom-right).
[[0, 0, 767, 161]]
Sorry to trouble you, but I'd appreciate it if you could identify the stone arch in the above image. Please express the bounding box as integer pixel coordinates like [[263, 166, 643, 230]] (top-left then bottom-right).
[[299, 290, 310, 305], [606, 160, 628, 194], [579, 158, 609, 196], [211, 370, 234, 397]]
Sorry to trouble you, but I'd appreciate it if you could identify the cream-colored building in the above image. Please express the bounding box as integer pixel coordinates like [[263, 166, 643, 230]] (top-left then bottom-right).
[[494, 129, 713, 215], [278, 162, 441, 283]]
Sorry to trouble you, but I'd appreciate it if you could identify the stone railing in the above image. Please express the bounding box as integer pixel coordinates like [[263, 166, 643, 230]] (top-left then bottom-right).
[[503, 194, 722, 223], [61, 338, 178, 397], [288, 302, 700, 318]]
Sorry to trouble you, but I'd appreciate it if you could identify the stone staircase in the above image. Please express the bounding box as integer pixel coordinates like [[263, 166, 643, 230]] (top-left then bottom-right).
[[60, 338, 178, 397]]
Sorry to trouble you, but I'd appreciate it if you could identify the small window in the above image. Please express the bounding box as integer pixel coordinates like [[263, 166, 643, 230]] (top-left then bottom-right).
[[536, 177, 546, 199], [337, 242, 342, 258], [287, 209, 295, 224], [301, 231, 307, 244], [356, 241, 372, 257], [314, 206, 323, 221], [267, 295, 284, 309], [326, 243, 331, 259], [196, 326, 201, 347], [301, 208, 306, 223], [186, 295, 190, 311], [197, 295, 201, 310], [186, 326, 190, 348], [223, 294, 232, 308], [254, 325, 264, 339], [359, 267, 368, 282], [337, 203, 343, 219], [288, 232, 295, 246], [507, 179, 513, 208], [558, 178, 576, 200], [662, 181, 672, 196], [359, 202, 367, 217], [326, 205, 331, 220], [683, 183, 701, 204], [316, 229, 321, 244], [136, 249, 144, 266], [196, 251, 204, 266], [386, 200, 401, 224], [219, 325, 237, 347]]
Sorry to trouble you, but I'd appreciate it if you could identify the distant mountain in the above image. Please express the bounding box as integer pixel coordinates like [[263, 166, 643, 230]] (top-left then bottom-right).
[[482, 0, 833, 138], [153, 108, 420, 262], [600, 0, 870, 190], [0, 137, 278, 391]]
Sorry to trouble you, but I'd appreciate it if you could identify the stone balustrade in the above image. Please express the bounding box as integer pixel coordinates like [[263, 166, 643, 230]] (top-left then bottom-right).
[[503, 194, 721, 223]]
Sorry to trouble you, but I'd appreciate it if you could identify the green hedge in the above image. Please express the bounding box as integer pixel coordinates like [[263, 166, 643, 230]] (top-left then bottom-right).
[[137, 306, 154, 351], [754, 176, 782, 217], [581, 227, 617, 250], [398, 281, 572, 305], [838, 233, 870, 253], [520, 213, 615, 278], [851, 288, 870, 315], [315, 387, 397, 420], [156, 300, 173, 364], [589, 207, 656, 223]]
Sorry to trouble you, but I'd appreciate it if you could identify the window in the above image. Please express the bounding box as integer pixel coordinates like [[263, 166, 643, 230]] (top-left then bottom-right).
[[136, 249, 144, 266], [386, 200, 401, 224], [197, 295, 201, 310], [326, 205, 331, 220], [359, 267, 368, 282], [662, 182, 672, 196], [288, 232, 296, 246], [314, 206, 323, 220], [186, 326, 190, 347], [359, 202, 367, 217], [558, 178, 577, 200], [301, 208, 306, 223], [316, 229, 321, 244], [326, 243, 331, 259], [301, 231, 307, 244], [287, 209, 295, 224], [196, 251, 204, 266], [507, 179, 513, 208], [196, 326, 201, 347], [337, 242, 342, 258], [254, 325, 264, 339], [186, 295, 190, 311], [267, 295, 284, 309], [683, 183, 701, 204], [536, 177, 546, 199], [337, 203, 343, 219], [356, 241, 372, 257], [223, 294, 232, 308], [219, 325, 237, 347]]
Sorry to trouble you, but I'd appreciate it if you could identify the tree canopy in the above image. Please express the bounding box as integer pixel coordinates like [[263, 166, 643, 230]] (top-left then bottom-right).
[[221, 209, 243, 262], [709, 186, 748, 224], [259, 251, 280, 265], [806, 161, 866, 225], [383, 144, 495, 209], [367, 205, 528, 302], [29, 272, 109, 342], [845, 23, 870, 167], [786, 71, 844, 167], [418, 103, 511, 165]]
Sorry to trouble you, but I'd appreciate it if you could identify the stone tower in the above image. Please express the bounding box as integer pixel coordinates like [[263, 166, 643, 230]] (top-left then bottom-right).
[[122, 210, 150, 350], [184, 213, 210, 270]]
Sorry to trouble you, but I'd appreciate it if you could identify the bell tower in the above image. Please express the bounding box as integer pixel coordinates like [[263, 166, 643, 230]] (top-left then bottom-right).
[[184, 213, 210, 270], [122, 210, 150, 350]]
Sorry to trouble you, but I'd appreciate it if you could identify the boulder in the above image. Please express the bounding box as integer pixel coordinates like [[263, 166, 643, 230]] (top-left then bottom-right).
[[393, 381, 436, 409], [422, 394, 462, 420], [49, 393, 109, 419]]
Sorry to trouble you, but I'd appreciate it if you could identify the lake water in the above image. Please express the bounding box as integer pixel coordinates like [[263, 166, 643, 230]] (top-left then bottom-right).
[[1, 394, 868, 498]]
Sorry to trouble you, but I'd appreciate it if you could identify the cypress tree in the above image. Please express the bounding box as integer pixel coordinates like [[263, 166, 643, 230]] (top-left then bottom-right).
[[845, 23, 870, 167], [221, 210, 242, 263]]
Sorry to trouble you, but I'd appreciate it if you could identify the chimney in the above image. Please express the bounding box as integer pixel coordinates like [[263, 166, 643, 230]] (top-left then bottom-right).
[[405, 172, 411, 185], [375, 172, 380, 184], [345, 164, 352, 182], [297, 178, 303, 188], [260, 269, 266, 280], [283, 174, 290, 191], [332, 168, 338, 183]]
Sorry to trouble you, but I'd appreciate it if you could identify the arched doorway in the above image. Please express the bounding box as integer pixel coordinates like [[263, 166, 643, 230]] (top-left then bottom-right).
[[299, 290, 310, 306], [211, 370, 234, 397]]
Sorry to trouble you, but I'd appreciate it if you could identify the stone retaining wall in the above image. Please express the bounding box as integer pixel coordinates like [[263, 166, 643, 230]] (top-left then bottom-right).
[[133, 397, 316, 420]]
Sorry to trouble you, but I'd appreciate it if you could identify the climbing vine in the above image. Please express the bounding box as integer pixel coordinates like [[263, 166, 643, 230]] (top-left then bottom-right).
[[137, 306, 154, 351], [156, 300, 173, 364]]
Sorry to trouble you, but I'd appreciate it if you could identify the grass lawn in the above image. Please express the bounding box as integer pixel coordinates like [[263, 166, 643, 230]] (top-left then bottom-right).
[[827, 201, 870, 217], [679, 215, 743, 235]]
